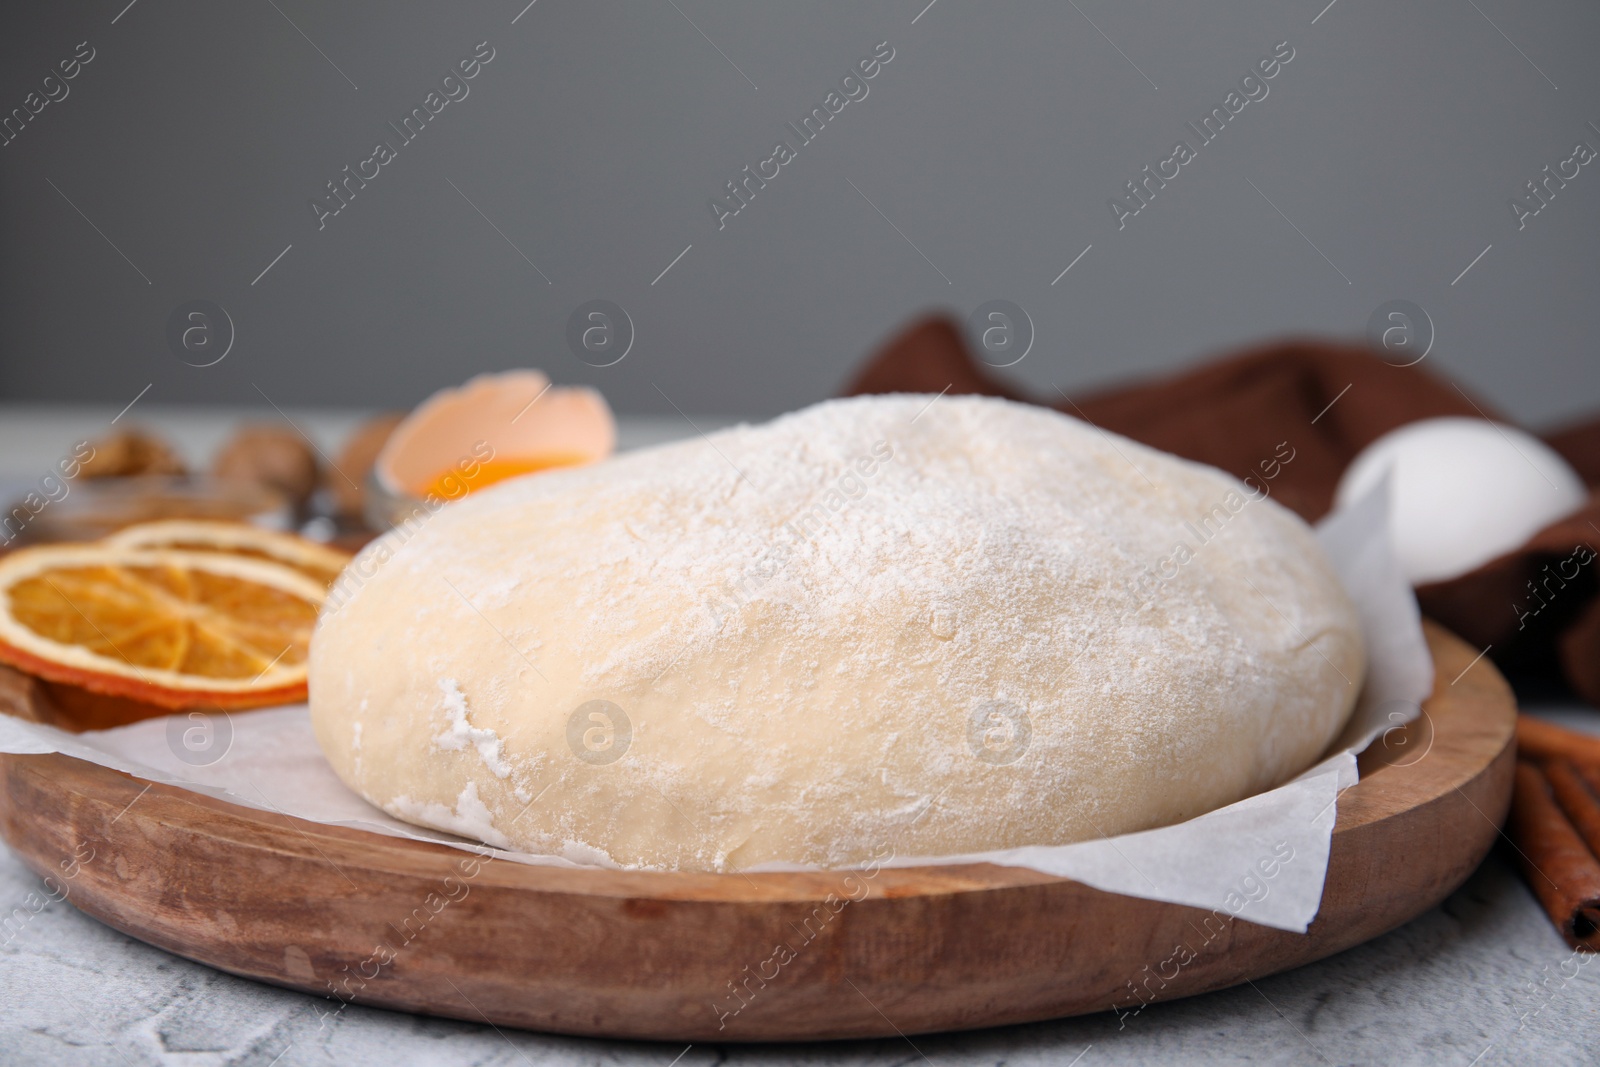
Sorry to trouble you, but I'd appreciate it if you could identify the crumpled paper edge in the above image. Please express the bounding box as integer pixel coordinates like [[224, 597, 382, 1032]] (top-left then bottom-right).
[[0, 480, 1429, 933]]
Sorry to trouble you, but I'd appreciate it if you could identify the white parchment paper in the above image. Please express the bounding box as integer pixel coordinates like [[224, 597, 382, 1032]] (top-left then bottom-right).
[[0, 482, 1429, 933]]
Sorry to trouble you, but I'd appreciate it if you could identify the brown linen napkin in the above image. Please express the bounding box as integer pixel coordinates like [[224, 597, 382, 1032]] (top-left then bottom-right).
[[840, 315, 1600, 706]]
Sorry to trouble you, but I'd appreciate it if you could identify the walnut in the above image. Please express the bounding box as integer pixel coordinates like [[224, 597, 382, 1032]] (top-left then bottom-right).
[[329, 413, 405, 517], [78, 428, 187, 478], [212, 425, 319, 511]]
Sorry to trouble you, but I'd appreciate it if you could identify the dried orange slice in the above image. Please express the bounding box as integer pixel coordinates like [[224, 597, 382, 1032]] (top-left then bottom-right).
[[0, 545, 325, 710], [102, 520, 350, 588]]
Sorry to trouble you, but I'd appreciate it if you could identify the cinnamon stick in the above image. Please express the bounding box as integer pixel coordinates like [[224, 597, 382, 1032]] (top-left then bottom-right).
[[1507, 760, 1600, 951], [1576, 762, 1600, 806], [1545, 760, 1600, 863], [1516, 714, 1600, 767]]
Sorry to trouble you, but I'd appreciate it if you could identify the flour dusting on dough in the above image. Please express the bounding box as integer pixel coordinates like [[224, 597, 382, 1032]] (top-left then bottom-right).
[[433, 678, 513, 779], [385, 782, 514, 850]]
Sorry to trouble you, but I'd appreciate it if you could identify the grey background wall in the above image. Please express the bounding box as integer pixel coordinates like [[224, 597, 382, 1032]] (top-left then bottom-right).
[[0, 0, 1595, 423]]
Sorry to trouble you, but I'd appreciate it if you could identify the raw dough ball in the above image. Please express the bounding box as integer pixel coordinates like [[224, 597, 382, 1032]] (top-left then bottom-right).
[[1336, 416, 1587, 585], [310, 395, 1364, 871]]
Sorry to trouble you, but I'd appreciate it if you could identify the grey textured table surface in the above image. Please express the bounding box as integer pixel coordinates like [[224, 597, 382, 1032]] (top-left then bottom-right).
[[1, 408, 1597, 1066]]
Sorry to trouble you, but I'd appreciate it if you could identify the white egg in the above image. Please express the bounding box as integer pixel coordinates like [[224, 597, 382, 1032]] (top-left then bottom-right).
[[1335, 416, 1587, 586]]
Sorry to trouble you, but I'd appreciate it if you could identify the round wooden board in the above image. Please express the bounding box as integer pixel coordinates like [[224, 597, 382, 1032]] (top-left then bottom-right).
[[0, 621, 1515, 1042]]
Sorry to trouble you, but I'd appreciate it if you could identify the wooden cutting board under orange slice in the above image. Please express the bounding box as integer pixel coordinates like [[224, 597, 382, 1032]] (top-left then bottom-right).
[[102, 519, 351, 588], [0, 544, 327, 724]]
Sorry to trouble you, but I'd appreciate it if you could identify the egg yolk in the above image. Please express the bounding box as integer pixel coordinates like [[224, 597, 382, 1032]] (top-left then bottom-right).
[[422, 453, 591, 498]]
